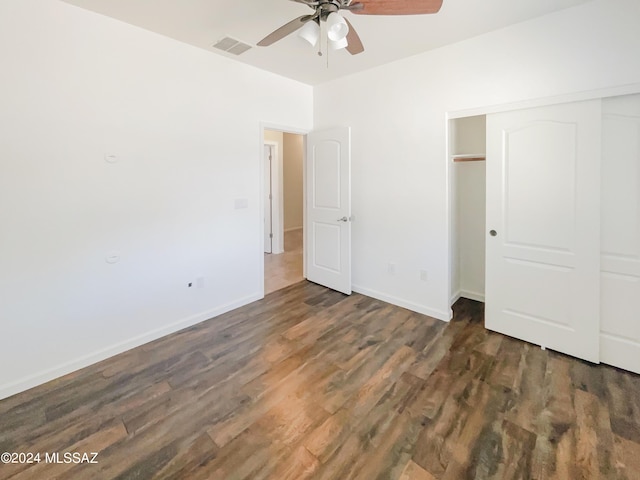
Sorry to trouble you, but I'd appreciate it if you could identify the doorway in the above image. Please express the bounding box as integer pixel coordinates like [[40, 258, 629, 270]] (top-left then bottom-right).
[[264, 129, 305, 294]]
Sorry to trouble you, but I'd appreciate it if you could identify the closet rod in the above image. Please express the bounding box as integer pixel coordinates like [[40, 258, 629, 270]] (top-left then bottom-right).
[[452, 155, 486, 162]]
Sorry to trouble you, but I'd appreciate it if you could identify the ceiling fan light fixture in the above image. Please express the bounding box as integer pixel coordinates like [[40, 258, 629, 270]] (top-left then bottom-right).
[[326, 12, 349, 41], [298, 20, 320, 46], [330, 36, 349, 50]]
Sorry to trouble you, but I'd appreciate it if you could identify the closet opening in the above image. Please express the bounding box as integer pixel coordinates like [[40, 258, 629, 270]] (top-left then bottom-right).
[[449, 114, 487, 308], [447, 92, 640, 372]]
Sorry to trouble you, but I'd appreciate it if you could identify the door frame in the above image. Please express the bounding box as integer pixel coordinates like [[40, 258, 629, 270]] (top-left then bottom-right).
[[263, 141, 280, 254], [445, 82, 640, 320], [259, 123, 310, 297]]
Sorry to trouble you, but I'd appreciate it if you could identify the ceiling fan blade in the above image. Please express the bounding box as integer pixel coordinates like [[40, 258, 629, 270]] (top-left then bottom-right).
[[344, 18, 364, 55], [257, 15, 312, 46], [350, 0, 443, 15]]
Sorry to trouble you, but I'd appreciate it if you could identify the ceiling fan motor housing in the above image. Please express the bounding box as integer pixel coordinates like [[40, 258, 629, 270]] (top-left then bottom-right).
[[317, 1, 344, 20]]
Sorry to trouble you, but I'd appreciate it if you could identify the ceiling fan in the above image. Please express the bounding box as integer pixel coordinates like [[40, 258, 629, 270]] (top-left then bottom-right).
[[257, 0, 443, 55]]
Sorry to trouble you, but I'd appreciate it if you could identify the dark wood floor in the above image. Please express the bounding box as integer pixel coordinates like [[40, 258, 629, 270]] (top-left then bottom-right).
[[1, 281, 640, 479]]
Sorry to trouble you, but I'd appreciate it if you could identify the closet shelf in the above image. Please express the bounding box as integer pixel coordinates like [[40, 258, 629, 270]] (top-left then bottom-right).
[[452, 154, 486, 162]]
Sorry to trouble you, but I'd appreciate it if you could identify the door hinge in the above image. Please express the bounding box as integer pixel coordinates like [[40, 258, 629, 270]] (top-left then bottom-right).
[[269, 194, 272, 200], [269, 233, 273, 238]]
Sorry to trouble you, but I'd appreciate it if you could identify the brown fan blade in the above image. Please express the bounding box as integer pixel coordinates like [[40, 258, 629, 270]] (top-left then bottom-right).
[[344, 18, 364, 55], [350, 0, 443, 15], [257, 15, 313, 46]]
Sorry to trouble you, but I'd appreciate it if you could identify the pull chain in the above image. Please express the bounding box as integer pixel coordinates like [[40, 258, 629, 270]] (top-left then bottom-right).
[[317, 18, 323, 57], [326, 31, 330, 68]]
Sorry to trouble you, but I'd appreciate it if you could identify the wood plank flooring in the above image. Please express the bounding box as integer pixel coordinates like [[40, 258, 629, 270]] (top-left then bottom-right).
[[1, 281, 640, 479], [264, 228, 303, 295]]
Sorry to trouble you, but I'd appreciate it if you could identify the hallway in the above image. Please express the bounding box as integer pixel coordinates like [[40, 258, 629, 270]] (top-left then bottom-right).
[[264, 228, 303, 294]]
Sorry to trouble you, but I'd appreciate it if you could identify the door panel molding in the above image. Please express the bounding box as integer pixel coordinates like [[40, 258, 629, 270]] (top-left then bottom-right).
[[486, 100, 601, 363]]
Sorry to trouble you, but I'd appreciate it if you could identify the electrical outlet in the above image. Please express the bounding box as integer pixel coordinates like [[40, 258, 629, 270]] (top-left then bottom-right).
[[388, 262, 397, 275], [420, 270, 428, 282]]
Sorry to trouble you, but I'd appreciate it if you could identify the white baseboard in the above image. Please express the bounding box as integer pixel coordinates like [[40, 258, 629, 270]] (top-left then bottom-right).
[[352, 284, 450, 322], [0, 292, 262, 401], [284, 226, 303, 233], [450, 289, 485, 306], [450, 290, 462, 306], [459, 290, 485, 303]]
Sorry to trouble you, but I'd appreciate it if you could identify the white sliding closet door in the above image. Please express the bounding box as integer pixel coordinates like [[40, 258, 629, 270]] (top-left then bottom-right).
[[600, 94, 640, 374], [485, 100, 601, 363]]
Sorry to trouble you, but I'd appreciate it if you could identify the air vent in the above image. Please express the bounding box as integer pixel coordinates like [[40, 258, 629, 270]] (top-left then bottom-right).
[[212, 37, 252, 56]]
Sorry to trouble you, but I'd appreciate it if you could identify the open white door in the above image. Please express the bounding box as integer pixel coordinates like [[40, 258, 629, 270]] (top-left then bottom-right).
[[485, 100, 601, 363], [306, 127, 351, 295]]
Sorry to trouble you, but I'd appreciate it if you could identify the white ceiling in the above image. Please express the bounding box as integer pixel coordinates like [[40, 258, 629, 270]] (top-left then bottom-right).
[[63, 0, 593, 85]]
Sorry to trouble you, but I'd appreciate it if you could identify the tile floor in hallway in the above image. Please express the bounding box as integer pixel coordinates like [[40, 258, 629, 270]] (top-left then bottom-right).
[[264, 228, 303, 295]]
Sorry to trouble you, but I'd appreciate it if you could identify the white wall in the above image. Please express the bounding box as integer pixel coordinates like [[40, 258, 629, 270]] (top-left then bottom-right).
[[0, 0, 312, 399], [264, 130, 284, 155], [314, 0, 640, 320], [283, 133, 304, 232]]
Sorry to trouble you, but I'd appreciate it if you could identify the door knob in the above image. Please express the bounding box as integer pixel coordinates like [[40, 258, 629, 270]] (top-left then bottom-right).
[[489, 230, 497, 237], [337, 216, 348, 222]]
